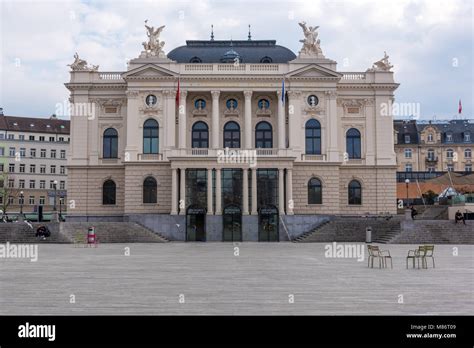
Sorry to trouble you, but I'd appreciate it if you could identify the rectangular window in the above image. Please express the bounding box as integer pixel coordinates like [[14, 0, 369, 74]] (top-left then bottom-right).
[[9, 147, 15, 157], [0, 147, 4, 156], [19, 135, 25, 140], [405, 164, 412, 172], [29, 135, 35, 141], [0, 164, 3, 172], [19, 180, 25, 189], [19, 148, 26, 157], [30, 148, 36, 157], [465, 133, 471, 142], [447, 164, 454, 172], [8, 163, 15, 173], [29, 180, 35, 189], [8, 196, 14, 204], [59, 137, 64, 142], [29, 196, 35, 205], [60, 166, 65, 175], [466, 164, 472, 172], [428, 167, 435, 173], [30, 164, 36, 173], [50, 181, 55, 189], [404, 149, 412, 158], [404, 135, 410, 144], [49, 136, 55, 142], [18, 196, 24, 205], [39, 136, 45, 142], [446, 134, 453, 142], [50, 165, 56, 174], [0, 196, 2, 204], [60, 181, 65, 190], [8, 134, 14, 140], [40, 149, 46, 158], [51, 149, 56, 158], [0, 133, 4, 139], [19, 164, 25, 173], [60, 150, 66, 159], [8, 179, 14, 188], [39, 196, 45, 205], [40, 165, 46, 174], [40, 180, 46, 189]]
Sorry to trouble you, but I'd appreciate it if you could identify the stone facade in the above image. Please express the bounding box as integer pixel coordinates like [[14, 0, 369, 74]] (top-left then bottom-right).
[[66, 25, 399, 240]]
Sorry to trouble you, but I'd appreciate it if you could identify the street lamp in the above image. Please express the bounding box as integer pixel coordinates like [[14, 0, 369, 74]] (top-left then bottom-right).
[[405, 179, 410, 207], [59, 196, 62, 221], [53, 180, 58, 212], [19, 190, 24, 215]]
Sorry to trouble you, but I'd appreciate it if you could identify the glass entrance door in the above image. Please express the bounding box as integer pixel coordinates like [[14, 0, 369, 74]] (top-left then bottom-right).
[[258, 206, 279, 242], [186, 207, 206, 241], [223, 205, 242, 241]]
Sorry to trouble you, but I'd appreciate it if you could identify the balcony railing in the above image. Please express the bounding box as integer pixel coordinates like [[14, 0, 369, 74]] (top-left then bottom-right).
[[425, 156, 438, 163], [256, 148, 278, 156], [341, 72, 366, 80], [187, 148, 209, 156], [301, 154, 326, 161]]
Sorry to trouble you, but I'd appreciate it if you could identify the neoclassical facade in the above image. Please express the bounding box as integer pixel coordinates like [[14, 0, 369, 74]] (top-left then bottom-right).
[[66, 23, 399, 241]]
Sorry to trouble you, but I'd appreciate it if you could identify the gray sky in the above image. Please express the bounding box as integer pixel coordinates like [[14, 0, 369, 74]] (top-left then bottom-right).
[[0, 0, 472, 120]]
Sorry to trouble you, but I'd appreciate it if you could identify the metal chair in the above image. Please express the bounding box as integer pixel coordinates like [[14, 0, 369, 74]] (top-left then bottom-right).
[[367, 245, 384, 268], [379, 248, 393, 269], [421, 245, 435, 269]]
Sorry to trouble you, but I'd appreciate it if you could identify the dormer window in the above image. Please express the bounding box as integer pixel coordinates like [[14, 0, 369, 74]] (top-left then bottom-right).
[[427, 133, 433, 142], [260, 56, 272, 63], [446, 133, 453, 142], [464, 132, 470, 142], [189, 56, 202, 63], [404, 134, 410, 144]]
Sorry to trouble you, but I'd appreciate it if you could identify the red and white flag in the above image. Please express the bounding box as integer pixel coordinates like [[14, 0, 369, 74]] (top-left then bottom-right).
[[175, 77, 180, 106], [458, 99, 462, 114]]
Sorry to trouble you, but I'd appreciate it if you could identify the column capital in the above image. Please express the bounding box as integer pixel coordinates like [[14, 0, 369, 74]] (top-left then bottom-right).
[[163, 89, 177, 98], [211, 90, 221, 99], [287, 90, 301, 98], [325, 90, 337, 99], [180, 90, 188, 99], [243, 90, 253, 99]]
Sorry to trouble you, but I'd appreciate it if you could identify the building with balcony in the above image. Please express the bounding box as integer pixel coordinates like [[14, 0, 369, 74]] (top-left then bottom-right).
[[394, 119, 474, 173], [0, 113, 70, 216], [66, 23, 398, 241]]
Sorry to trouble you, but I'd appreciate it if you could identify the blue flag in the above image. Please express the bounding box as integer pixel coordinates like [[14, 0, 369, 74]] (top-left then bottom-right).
[[281, 79, 285, 105]]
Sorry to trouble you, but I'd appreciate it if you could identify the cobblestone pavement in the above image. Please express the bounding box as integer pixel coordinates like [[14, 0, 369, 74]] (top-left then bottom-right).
[[0, 243, 472, 315]]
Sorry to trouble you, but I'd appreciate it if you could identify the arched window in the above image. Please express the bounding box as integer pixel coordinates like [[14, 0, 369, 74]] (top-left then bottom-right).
[[143, 119, 159, 154], [348, 180, 362, 205], [446, 149, 454, 158], [103, 180, 116, 205], [305, 119, 321, 155], [194, 99, 206, 110], [143, 176, 157, 204], [255, 121, 272, 148], [308, 178, 322, 204], [223, 121, 240, 148], [346, 128, 361, 159], [103, 128, 118, 158], [192, 121, 209, 148], [465, 148, 472, 158], [260, 56, 273, 63]]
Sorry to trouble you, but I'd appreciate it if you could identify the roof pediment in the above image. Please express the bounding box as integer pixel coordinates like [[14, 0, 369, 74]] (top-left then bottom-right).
[[286, 64, 342, 79], [122, 64, 177, 79]]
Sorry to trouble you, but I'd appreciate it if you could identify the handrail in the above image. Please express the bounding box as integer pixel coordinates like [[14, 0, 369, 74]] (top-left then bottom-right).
[[279, 215, 292, 242]]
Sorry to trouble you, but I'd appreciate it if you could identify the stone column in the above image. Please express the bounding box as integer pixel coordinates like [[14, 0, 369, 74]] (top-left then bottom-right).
[[242, 168, 249, 215], [326, 90, 339, 162], [179, 90, 187, 149], [171, 168, 178, 215], [215, 168, 222, 215], [277, 90, 285, 149], [244, 90, 253, 149], [251, 168, 258, 215], [164, 90, 177, 150], [179, 168, 186, 215], [124, 90, 140, 161], [278, 168, 285, 215], [286, 168, 294, 215], [211, 91, 220, 149], [207, 168, 213, 215], [287, 90, 301, 152]]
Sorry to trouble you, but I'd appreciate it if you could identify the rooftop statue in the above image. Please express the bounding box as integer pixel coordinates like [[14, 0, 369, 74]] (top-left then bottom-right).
[[298, 21, 324, 58], [68, 52, 99, 71], [368, 51, 394, 72], [141, 20, 166, 58]]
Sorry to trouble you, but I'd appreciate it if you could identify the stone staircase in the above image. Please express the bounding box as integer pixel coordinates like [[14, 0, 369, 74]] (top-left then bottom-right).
[[294, 217, 401, 243], [60, 222, 169, 243], [0, 222, 71, 244], [418, 206, 449, 220], [391, 221, 474, 244]]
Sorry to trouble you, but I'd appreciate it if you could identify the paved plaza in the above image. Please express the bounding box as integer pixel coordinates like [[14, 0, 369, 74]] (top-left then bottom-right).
[[0, 243, 472, 315]]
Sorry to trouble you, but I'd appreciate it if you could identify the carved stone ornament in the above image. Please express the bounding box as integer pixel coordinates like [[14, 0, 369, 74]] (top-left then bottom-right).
[[367, 51, 393, 72], [298, 21, 324, 58], [139, 20, 167, 58], [68, 52, 99, 71]]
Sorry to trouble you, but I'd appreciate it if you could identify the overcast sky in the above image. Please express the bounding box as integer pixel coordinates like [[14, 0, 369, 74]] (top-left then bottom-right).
[[0, 0, 472, 120]]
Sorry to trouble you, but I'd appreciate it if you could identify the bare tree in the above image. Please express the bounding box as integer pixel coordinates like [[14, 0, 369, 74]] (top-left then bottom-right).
[[0, 172, 20, 216]]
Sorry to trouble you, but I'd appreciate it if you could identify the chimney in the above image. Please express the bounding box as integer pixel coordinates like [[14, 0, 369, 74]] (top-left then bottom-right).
[[50, 114, 57, 119], [0, 108, 3, 116]]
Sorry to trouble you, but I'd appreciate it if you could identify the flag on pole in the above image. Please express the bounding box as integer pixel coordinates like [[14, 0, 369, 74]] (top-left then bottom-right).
[[281, 78, 285, 105], [458, 99, 462, 114], [175, 77, 180, 106]]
